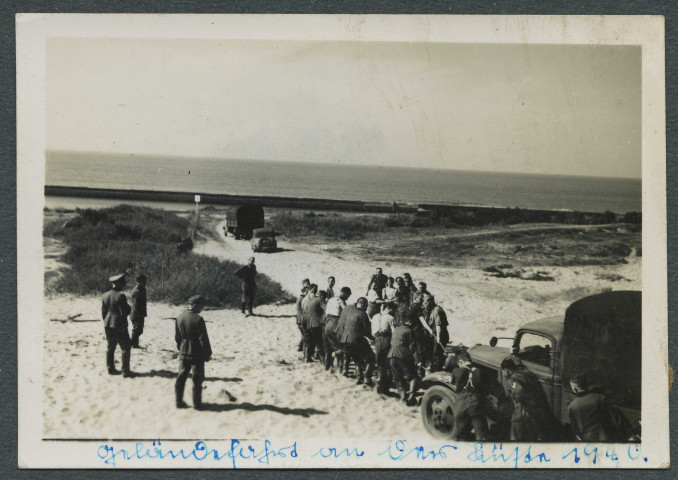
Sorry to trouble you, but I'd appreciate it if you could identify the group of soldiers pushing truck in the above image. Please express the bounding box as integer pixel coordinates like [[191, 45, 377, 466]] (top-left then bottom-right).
[[296, 267, 450, 406], [297, 266, 629, 442]]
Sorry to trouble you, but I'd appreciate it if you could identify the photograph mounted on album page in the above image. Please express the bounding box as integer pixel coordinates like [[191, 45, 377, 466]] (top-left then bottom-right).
[[16, 13, 668, 469]]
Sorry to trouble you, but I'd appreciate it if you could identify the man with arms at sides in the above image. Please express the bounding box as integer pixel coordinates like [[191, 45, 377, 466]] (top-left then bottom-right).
[[175, 295, 212, 410], [295, 279, 311, 353], [234, 256, 257, 316], [130, 274, 148, 349], [301, 284, 318, 361], [102, 273, 134, 378], [323, 286, 351, 372], [305, 289, 327, 363], [338, 297, 375, 386], [326, 276, 336, 299]]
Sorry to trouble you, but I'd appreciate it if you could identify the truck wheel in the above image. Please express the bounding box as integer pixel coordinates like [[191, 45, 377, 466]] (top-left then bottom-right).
[[421, 385, 457, 439]]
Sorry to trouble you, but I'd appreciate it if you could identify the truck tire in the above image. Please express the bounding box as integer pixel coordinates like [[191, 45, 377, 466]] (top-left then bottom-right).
[[421, 385, 457, 439]]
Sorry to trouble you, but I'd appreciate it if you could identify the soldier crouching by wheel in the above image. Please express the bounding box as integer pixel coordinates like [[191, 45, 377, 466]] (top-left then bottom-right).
[[175, 295, 212, 410]]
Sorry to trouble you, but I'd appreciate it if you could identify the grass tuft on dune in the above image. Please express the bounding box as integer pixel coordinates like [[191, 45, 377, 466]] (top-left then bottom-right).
[[43, 205, 294, 307]]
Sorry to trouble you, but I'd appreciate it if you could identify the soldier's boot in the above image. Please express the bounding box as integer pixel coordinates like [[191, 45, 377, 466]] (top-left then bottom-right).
[[121, 349, 134, 377], [397, 386, 407, 404], [192, 386, 203, 410], [364, 363, 375, 388], [130, 333, 140, 348], [297, 339, 304, 352], [106, 349, 120, 374], [175, 382, 188, 408], [406, 379, 419, 406], [241, 302, 246, 314]]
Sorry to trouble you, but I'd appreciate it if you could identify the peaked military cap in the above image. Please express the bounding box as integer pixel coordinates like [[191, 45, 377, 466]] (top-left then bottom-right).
[[109, 273, 127, 283]]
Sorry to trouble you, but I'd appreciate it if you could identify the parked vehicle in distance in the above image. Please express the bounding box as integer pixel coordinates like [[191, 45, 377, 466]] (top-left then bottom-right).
[[251, 228, 278, 252], [420, 290, 642, 441], [224, 205, 265, 240]]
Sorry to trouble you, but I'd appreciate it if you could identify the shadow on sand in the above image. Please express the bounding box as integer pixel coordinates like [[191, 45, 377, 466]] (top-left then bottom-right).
[[198, 402, 328, 417], [252, 313, 296, 319], [133, 369, 242, 383]]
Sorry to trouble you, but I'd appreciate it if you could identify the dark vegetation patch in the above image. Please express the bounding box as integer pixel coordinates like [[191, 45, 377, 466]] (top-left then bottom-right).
[[269, 210, 641, 269], [43, 205, 293, 307]]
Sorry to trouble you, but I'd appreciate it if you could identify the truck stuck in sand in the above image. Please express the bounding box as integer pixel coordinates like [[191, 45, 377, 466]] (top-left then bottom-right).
[[420, 290, 642, 441]]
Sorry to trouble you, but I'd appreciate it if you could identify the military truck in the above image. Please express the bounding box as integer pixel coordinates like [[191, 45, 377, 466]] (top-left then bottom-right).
[[224, 205, 265, 240], [420, 290, 641, 441]]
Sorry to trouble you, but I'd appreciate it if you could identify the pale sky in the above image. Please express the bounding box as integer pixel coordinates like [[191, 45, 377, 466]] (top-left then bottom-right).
[[46, 38, 641, 178]]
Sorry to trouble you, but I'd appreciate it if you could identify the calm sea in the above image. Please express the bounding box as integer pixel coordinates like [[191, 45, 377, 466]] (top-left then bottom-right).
[[45, 151, 641, 213]]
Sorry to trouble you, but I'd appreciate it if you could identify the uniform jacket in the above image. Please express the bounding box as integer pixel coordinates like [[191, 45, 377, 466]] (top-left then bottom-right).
[[130, 284, 147, 320], [339, 304, 372, 345], [306, 296, 325, 329], [367, 273, 388, 297], [388, 324, 417, 361], [300, 293, 315, 328], [235, 264, 257, 286], [568, 392, 611, 441], [295, 292, 306, 325], [175, 310, 212, 361], [102, 288, 131, 329]]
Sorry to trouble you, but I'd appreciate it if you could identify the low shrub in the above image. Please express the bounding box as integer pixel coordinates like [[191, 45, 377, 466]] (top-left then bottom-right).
[[44, 205, 293, 307]]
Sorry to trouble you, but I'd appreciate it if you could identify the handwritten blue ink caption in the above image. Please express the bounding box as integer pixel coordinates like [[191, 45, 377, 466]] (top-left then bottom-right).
[[96, 440, 649, 468]]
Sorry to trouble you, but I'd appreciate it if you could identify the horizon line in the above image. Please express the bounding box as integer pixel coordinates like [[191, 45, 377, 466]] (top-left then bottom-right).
[[45, 149, 642, 182]]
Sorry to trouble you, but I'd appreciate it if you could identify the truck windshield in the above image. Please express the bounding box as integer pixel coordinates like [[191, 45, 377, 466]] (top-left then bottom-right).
[[516, 332, 553, 368]]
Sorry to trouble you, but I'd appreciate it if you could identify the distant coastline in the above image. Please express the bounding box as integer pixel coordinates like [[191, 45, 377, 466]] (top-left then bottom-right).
[[44, 185, 641, 228]]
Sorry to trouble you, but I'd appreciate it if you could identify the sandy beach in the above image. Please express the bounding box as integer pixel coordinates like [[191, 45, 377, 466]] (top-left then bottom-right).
[[42, 210, 641, 440]]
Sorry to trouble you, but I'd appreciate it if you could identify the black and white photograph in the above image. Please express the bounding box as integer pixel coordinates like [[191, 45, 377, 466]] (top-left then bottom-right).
[[17, 14, 668, 468]]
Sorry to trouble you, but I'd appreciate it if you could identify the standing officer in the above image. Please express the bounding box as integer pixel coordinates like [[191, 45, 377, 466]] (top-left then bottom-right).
[[130, 274, 147, 348], [101, 273, 134, 377], [387, 313, 419, 404], [323, 286, 351, 371], [234, 256, 257, 316], [175, 295, 212, 410]]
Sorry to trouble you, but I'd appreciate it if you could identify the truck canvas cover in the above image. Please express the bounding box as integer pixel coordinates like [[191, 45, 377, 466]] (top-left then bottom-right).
[[561, 290, 641, 411]]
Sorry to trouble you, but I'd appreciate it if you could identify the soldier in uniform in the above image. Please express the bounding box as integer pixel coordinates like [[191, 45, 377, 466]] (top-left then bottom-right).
[[295, 279, 311, 352], [388, 314, 419, 405], [568, 372, 619, 442], [304, 288, 327, 363], [411, 281, 431, 305], [449, 351, 488, 441], [101, 273, 134, 377], [234, 256, 257, 316], [366, 267, 388, 300], [323, 286, 351, 371], [371, 302, 395, 394], [501, 357, 561, 441], [130, 274, 147, 348], [175, 295, 212, 410], [338, 297, 375, 386], [326, 276, 336, 299], [422, 295, 449, 372]]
